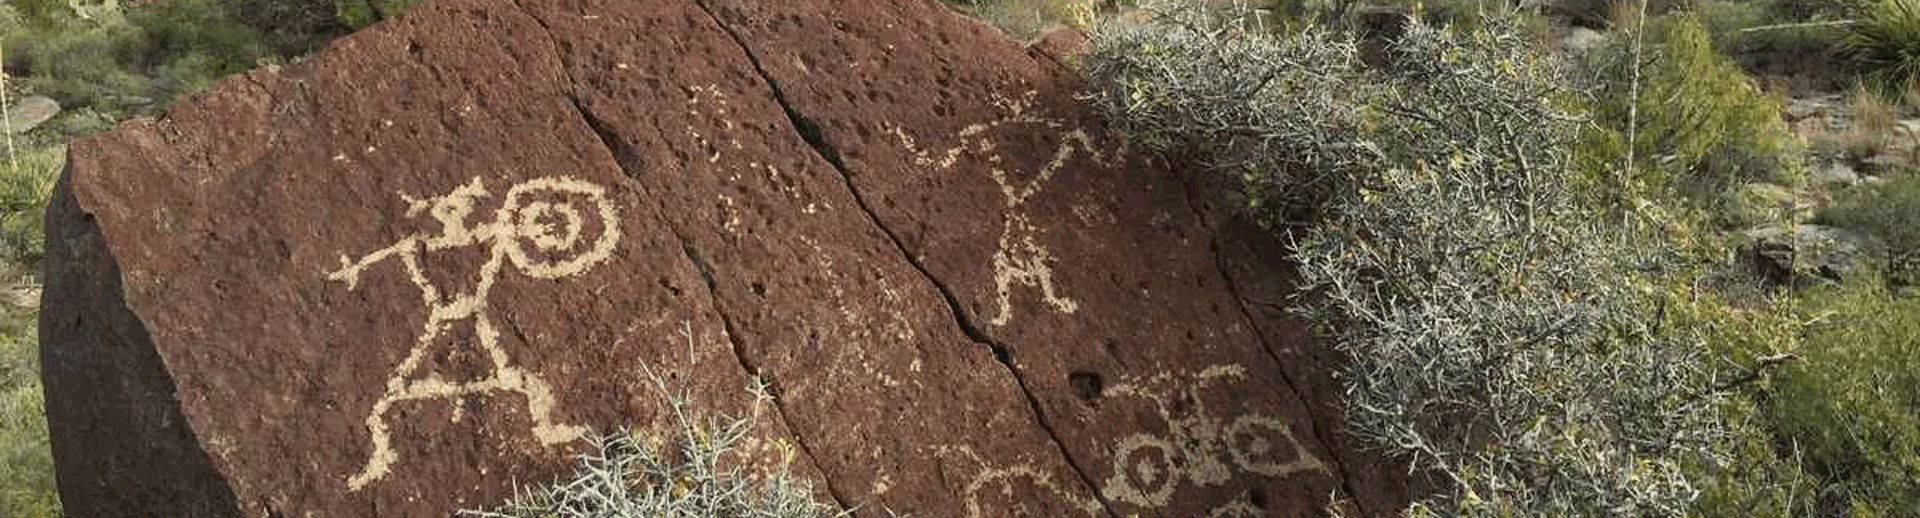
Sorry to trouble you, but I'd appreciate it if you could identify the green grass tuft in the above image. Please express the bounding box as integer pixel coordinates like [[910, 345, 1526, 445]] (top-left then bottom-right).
[[1844, 0, 1920, 94]]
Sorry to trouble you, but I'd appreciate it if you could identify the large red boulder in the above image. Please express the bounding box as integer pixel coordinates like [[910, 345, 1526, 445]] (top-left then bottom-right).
[[39, 0, 1409, 516]]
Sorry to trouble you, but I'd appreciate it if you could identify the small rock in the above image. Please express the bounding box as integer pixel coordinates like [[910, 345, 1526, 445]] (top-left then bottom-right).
[[1560, 27, 1607, 55], [3, 95, 59, 134], [1742, 224, 1883, 287], [1786, 97, 1829, 122], [1811, 161, 1861, 186], [1861, 153, 1908, 173]]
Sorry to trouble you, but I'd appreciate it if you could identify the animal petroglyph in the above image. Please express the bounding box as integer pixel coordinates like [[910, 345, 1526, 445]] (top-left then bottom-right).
[[327, 176, 621, 490], [891, 91, 1117, 327], [1100, 364, 1328, 509]]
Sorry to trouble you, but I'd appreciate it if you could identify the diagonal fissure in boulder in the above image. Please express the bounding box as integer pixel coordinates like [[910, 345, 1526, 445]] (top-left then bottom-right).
[[673, 235, 856, 515], [1172, 169, 1370, 515], [686, 3, 1117, 517], [559, 92, 856, 514], [1210, 240, 1366, 514]]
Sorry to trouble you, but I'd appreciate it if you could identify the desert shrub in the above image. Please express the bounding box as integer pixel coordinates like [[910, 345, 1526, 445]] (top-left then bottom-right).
[[1816, 173, 1920, 285], [1760, 281, 1920, 516], [1544, 0, 1688, 29], [462, 350, 844, 518], [1697, 0, 1849, 83], [1577, 11, 1805, 218], [0, 145, 61, 265], [333, 0, 423, 30], [1842, 0, 1920, 94], [1086, 3, 1778, 515], [1, 7, 154, 114], [1664, 281, 1819, 518], [940, 0, 1106, 40], [0, 302, 57, 518], [1081, 4, 1375, 225], [0, 0, 270, 122]]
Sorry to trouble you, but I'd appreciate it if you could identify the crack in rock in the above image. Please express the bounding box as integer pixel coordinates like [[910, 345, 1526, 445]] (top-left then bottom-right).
[[684, 2, 1117, 516], [512, 0, 855, 507], [1171, 166, 1369, 516], [557, 90, 856, 514]]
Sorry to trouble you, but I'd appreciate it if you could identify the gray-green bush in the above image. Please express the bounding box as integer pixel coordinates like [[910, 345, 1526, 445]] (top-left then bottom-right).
[[1817, 174, 1920, 286], [462, 330, 847, 518], [1084, 2, 1775, 514]]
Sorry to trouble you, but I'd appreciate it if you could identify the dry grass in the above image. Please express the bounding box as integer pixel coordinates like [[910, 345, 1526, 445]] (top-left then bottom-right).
[[1844, 85, 1898, 160]]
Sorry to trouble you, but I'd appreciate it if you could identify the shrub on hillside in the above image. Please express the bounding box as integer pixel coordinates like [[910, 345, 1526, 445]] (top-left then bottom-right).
[[334, 0, 423, 30], [218, 0, 350, 56], [462, 343, 845, 518], [1085, 3, 1773, 515], [0, 307, 57, 518], [1081, 5, 1375, 225], [0, 145, 62, 265], [1842, 0, 1920, 94], [1577, 11, 1805, 220], [1543, 0, 1687, 29], [1816, 173, 1920, 286], [1762, 281, 1920, 516], [939, 0, 1105, 40], [1697, 0, 1847, 84], [0, 0, 285, 129]]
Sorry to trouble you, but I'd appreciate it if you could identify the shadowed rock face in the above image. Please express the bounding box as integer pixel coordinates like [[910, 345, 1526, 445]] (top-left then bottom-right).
[[39, 0, 1410, 516]]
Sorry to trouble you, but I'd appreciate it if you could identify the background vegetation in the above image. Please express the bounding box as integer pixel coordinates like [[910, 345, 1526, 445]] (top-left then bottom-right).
[[1082, 0, 1920, 516]]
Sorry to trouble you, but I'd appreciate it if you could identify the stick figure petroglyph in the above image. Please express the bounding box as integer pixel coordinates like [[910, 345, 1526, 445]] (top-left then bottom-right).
[[891, 91, 1118, 327], [328, 176, 620, 490]]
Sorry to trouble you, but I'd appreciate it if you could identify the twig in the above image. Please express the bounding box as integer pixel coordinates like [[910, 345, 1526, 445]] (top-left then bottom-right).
[[1690, 353, 1801, 404], [2, 42, 13, 172], [1622, 0, 1648, 222], [1737, 19, 1860, 33]]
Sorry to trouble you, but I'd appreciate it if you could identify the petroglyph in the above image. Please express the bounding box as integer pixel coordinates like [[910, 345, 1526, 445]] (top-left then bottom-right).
[[934, 445, 1105, 518], [933, 366, 1322, 515], [1205, 502, 1269, 517], [327, 176, 620, 490], [890, 91, 1118, 327], [1099, 364, 1327, 509]]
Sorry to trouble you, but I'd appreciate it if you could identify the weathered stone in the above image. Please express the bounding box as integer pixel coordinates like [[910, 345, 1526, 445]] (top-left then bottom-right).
[[1785, 95, 1830, 122], [1860, 152, 1908, 173], [1743, 224, 1883, 286], [1811, 160, 1860, 187], [42, 0, 1408, 517], [1558, 27, 1607, 55], [4, 95, 59, 134]]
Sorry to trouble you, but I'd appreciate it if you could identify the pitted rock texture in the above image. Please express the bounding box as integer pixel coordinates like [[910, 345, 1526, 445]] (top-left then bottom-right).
[[40, 0, 1410, 516]]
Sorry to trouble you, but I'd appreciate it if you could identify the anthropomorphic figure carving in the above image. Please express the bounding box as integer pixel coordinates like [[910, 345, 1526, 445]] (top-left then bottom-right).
[[328, 176, 620, 490]]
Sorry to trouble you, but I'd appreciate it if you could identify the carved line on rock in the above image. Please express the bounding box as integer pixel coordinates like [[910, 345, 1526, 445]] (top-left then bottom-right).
[[1097, 364, 1329, 509], [934, 445, 1106, 518], [889, 90, 1119, 327], [934, 363, 1328, 514], [327, 176, 620, 490]]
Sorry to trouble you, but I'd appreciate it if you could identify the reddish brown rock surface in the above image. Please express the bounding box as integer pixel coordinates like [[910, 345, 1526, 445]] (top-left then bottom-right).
[[39, 0, 1409, 516]]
